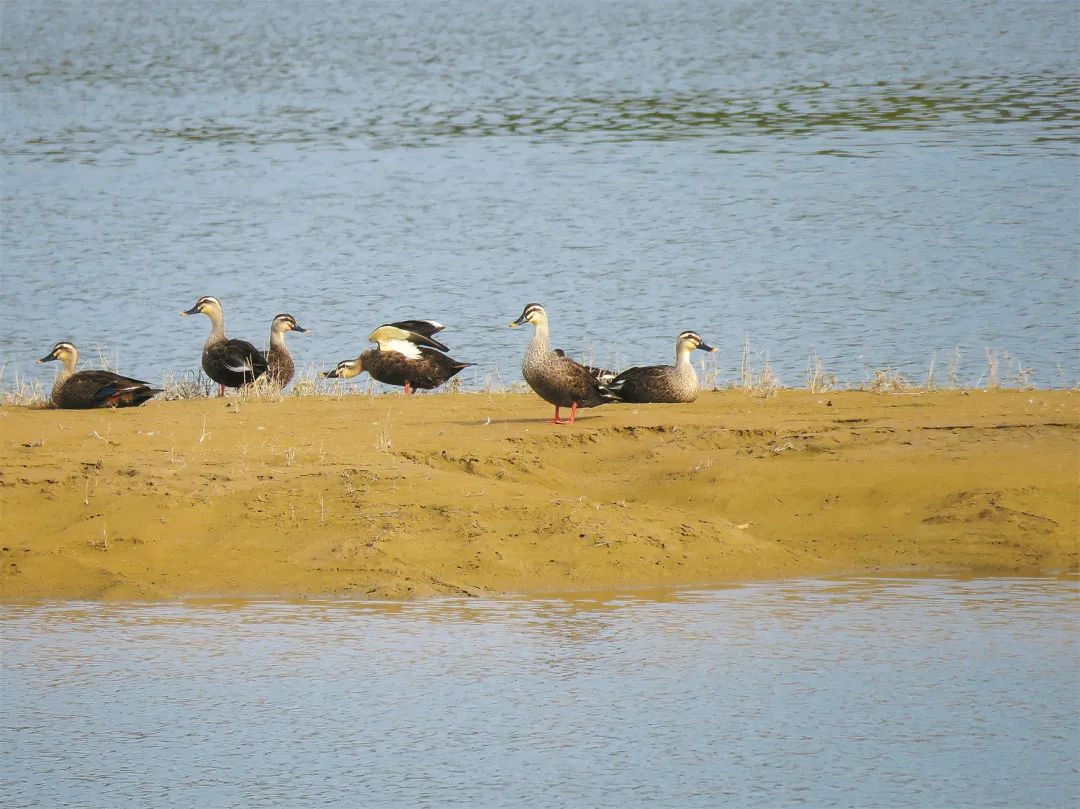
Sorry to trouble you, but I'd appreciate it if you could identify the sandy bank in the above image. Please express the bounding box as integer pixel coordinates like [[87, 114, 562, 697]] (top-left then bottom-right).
[[0, 390, 1076, 600]]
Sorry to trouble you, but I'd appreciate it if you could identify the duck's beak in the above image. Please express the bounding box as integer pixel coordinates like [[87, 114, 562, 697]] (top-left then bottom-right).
[[181, 305, 199, 316], [294, 325, 310, 335], [322, 369, 339, 379], [699, 341, 718, 353], [510, 314, 528, 327], [36, 353, 56, 364]]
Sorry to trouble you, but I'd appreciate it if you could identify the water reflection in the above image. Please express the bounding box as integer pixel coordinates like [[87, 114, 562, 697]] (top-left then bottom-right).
[[7, 74, 1076, 157], [2, 577, 1077, 808]]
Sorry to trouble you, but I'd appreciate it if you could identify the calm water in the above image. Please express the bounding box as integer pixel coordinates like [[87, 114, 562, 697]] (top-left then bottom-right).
[[1, 0, 1077, 390], [1, 577, 1078, 808]]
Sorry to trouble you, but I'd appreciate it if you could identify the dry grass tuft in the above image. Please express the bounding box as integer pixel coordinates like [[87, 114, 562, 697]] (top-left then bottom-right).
[[160, 370, 214, 401], [374, 408, 392, 453], [946, 347, 962, 388], [290, 365, 325, 397], [740, 336, 780, 398], [0, 363, 50, 408], [975, 348, 1033, 391], [866, 368, 916, 393], [805, 349, 836, 394], [698, 353, 721, 391]]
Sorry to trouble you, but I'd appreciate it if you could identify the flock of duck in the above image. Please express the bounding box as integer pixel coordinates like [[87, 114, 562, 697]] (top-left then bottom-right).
[[36, 298, 718, 424]]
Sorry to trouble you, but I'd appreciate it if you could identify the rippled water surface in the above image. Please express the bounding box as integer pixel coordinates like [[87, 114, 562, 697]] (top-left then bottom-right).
[[2, 577, 1078, 808], [1, 0, 1077, 389]]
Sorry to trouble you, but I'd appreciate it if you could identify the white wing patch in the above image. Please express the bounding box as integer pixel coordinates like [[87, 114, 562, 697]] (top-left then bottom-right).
[[383, 338, 422, 360], [225, 361, 254, 372]]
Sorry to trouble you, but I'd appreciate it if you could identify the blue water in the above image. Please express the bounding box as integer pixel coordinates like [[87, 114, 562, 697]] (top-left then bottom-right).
[[1, 0, 1077, 392], [2, 576, 1077, 808]]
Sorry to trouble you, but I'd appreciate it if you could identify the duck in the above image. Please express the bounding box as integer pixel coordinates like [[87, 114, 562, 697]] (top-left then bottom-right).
[[266, 313, 310, 388], [509, 303, 619, 424], [36, 342, 161, 409], [321, 320, 473, 393], [607, 331, 718, 403], [181, 296, 268, 396]]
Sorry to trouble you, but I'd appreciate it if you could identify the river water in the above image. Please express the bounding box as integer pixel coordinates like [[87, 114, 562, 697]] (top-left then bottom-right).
[[1, 0, 1077, 391], [1, 576, 1077, 808]]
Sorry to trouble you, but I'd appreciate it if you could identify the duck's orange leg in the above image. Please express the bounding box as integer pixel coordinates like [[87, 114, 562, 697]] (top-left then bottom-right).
[[404, 381, 412, 395], [218, 384, 226, 398], [549, 404, 575, 425]]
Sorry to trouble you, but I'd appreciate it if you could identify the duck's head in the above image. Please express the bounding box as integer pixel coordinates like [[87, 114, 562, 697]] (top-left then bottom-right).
[[181, 295, 223, 319], [37, 341, 78, 366], [322, 358, 363, 380], [677, 331, 718, 354], [271, 313, 309, 336], [510, 303, 547, 328]]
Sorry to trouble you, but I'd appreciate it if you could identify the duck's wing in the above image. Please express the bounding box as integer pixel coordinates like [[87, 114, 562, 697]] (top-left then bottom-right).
[[219, 339, 268, 377], [608, 365, 675, 401], [419, 347, 475, 374], [387, 319, 445, 339], [551, 355, 621, 404], [553, 348, 615, 384], [370, 325, 450, 357], [70, 371, 162, 405]]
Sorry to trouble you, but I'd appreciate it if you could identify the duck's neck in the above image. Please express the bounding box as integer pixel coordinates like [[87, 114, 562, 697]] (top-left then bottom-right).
[[269, 326, 291, 350], [52, 355, 77, 399], [675, 344, 696, 373], [204, 311, 227, 346], [526, 320, 551, 361]]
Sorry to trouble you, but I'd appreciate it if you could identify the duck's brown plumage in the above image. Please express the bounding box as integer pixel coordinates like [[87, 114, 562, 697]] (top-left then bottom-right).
[[38, 342, 161, 410], [182, 296, 268, 392], [553, 349, 616, 384], [203, 339, 268, 389], [510, 304, 619, 423], [321, 319, 472, 392], [355, 347, 473, 390], [265, 313, 309, 388], [608, 331, 718, 404], [54, 370, 161, 409]]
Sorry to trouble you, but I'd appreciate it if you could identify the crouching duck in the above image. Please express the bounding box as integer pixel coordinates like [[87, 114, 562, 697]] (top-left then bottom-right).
[[181, 296, 268, 396], [266, 313, 310, 388], [510, 303, 619, 424], [322, 320, 473, 393], [37, 342, 161, 409], [608, 331, 718, 403]]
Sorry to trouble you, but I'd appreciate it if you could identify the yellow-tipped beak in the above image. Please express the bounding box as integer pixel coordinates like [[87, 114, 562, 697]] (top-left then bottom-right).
[[509, 322, 518, 328]]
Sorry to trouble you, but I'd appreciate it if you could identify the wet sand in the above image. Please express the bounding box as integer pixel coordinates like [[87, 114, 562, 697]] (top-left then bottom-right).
[[1, 390, 1076, 600]]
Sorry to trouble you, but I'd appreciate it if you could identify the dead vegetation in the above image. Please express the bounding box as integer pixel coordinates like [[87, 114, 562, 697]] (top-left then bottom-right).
[[2, 343, 1071, 408]]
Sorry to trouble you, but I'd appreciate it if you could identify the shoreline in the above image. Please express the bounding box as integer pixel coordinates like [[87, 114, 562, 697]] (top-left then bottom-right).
[[1, 390, 1077, 601]]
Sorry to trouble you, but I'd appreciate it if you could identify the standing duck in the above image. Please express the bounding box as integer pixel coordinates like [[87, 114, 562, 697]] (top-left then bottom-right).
[[321, 320, 473, 393], [37, 342, 161, 409], [608, 331, 718, 403], [266, 313, 310, 388], [510, 303, 619, 424], [181, 296, 268, 396]]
